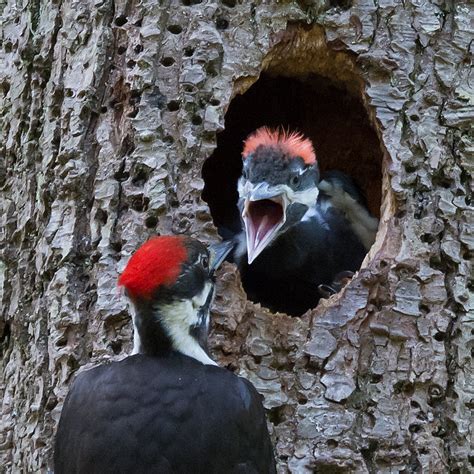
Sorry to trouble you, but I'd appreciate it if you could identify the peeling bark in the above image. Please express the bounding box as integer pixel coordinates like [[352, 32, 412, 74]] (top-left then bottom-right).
[[0, 1, 472, 472]]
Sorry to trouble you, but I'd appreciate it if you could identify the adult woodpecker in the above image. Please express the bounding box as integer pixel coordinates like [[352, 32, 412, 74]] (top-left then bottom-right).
[[229, 127, 378, 316], [54, 236, 275, 474]]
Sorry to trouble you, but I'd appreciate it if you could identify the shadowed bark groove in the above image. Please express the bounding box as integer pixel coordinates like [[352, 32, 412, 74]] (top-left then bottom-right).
[[0, 1, 472, 472]]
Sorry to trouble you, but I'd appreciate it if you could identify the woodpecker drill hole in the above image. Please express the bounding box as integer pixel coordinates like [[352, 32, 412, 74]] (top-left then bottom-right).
[[167, 24, 183, 34], [167, 100, 180, 112], [114, 15, 128, 27], [161, 57, 175, 67], [202, 73, 383, 316]]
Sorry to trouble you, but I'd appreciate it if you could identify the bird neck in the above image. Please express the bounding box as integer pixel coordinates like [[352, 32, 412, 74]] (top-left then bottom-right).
[[129, 294, 217, 366]]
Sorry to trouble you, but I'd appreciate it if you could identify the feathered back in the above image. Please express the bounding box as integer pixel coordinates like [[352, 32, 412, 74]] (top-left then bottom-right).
[[242, 127, 316, 164], [119, 236, 187, 299]]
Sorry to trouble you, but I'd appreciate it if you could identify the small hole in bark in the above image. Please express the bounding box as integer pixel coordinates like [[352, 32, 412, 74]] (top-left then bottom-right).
[[132, 167, 150, 186], [1, 81, 10, 97], [96, 209, 108, 224], [419, 303, 430, 314], [134, 18, 143, 27], [167, 100, 180, 112], [409, 423, 422, 434], [210, 98, 221, 106], [267, 406, 285, 426], [167, 24, 183, 34], [222, 0, 236, 6], [192, 115, 202, 125], [202, 72, 383, 316], [164, 135, 175, 144], [161, 57, 175, 67], [117, 46, 127, 54], [182, 0, 202, 4], [127, 59, 136, 69], [127, 109, 139, 118], [434, 332, 445, 341], [394, 381, 415, 396], [131, 196, 150, 212], [184, 47, 195, 57], [145, 215, 158, 228], [216, 17, 229, 30], [67, 356, 80, 372], [134, 44, 144, 53], [111, 241, 123, 253], [371, 374, 383, 383], [115, 15, 128, 26], [110, 340, 123, 355], [65, 88, 74, 97], [114, 169, 129, 182], [327, 439, 338, 448], [329, 0, 352, 8], [297, 395, 308, 405], [100, 106, 107, 113], [421, 233, 435, 244], [1, 322, 11, 355], [410, 114, 420, 121]]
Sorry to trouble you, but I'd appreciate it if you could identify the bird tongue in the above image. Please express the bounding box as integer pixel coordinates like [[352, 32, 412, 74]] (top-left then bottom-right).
[[245, 199, 284, 264]]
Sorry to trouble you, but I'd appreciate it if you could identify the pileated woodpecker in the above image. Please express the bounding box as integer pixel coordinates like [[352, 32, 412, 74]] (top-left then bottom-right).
[[54, 236, 275, 474], [228, 127, 378, 316]]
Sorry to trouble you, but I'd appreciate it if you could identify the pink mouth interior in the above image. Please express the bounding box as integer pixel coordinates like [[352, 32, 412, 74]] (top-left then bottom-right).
[[247, 199, 283, 244]]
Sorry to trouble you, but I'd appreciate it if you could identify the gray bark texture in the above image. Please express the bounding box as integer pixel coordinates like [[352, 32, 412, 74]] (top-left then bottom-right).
[[0, 0, 473, 472]]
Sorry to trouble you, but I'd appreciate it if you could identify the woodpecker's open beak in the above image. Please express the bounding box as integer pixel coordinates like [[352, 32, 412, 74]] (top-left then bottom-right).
[[242, 183, 288, 264], [209, 240, 234, 275]]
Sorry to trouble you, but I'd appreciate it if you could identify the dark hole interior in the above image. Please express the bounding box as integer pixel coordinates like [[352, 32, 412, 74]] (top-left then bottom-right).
[[202, 73, 383, 311], [203, 73, 382, 233]]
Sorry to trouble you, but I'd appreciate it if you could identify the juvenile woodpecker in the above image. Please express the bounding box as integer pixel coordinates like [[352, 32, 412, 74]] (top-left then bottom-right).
[[54, 236, 275, 474], [229, 127, 378, 316]]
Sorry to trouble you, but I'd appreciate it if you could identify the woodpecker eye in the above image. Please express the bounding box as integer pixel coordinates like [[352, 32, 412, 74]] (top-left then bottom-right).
[[200, 254, 209, 269], [291, 174, 300, 186]]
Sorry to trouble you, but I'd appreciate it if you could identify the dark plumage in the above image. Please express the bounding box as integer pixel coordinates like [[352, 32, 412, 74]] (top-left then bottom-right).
[[55, 354, 275, 474], [225, 127, 378, 315]]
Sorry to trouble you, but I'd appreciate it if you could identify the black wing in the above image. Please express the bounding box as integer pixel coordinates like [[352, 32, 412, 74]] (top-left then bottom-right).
[[54, 354, 275, 474]]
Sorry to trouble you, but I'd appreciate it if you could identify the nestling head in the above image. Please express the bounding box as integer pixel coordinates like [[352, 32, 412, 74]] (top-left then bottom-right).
[[239, 127, 320, 263]]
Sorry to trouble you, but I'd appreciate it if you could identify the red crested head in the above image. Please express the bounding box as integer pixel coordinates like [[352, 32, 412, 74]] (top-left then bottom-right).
[[242, 127, 316, 165], [118, 236, 188, 299]]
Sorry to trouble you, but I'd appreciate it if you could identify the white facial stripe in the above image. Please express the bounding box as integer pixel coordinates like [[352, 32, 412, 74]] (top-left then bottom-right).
[[291, 186, 319, 206], [239, 179, 318, 207], [238, 177, 251, 198], [159, 283, 217, 366], [191, 282, 213, 310], [128, 302, 142, 355]]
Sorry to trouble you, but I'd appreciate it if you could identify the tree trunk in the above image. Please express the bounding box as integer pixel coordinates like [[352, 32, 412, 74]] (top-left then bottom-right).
[[1, 0, 472, 472]]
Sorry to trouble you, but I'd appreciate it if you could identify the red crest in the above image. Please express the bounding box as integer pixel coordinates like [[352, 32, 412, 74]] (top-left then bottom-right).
[[242, 127, 316, 164], [118, 236, 187, 299]]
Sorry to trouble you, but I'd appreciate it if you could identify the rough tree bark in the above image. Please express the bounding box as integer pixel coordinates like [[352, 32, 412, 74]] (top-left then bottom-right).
[[0, 0, 472, 472]]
